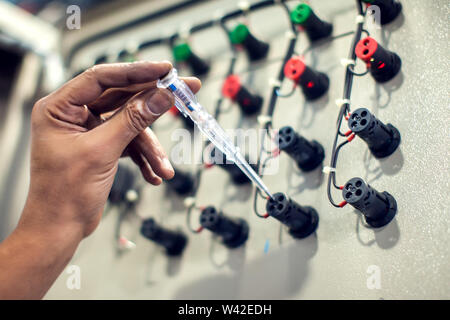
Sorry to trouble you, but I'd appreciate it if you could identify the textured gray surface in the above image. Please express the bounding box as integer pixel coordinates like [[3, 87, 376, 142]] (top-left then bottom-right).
[[2, 0, 449, 299]]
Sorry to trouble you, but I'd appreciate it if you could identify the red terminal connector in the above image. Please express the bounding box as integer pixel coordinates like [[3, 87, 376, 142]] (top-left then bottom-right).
[[339, 185, 344, 190], [284, 56, 306, 83], [169, 105, 180, 116], [272, 148, 281, 157], [355, 36, 378, 66], [338, 200, 348, 208], [204, 163, 214, 169], [222, 74, 242, 100], [347, 133, 356, 142], [195, 226, 204, 233], [344, 129, 352, 136], [263, 213, 270, 218]]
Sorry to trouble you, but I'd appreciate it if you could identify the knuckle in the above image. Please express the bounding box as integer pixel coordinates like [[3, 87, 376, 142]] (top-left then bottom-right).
[[124, 100, 152, 133], [83, 66, 98, 80], [31, 96, 49, 125], [32, 96, 48, 112]]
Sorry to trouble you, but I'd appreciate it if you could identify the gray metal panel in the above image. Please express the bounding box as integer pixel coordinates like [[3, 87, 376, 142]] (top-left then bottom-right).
[[6, 0, 448, 299]]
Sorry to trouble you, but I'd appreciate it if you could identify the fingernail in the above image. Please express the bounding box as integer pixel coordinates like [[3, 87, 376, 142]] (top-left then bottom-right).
[[162, 157, 174, 173], [146, 90, 172, 116], [161, 60, 173, 68]]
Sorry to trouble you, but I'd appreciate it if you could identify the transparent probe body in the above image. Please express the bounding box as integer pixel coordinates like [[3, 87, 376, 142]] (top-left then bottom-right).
[[157, 69, 273, 199]]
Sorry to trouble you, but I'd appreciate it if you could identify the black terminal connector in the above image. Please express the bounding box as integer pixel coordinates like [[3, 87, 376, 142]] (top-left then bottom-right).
[[276, 126, 325, 172], [362, 0, 402, 25], [266, 193, 318, 239], [355, 36, 402, 83], [349, 108, 401, 159], [108, 164, 137, 204], [210, 147, 257, 185], [229, 24, 269, 61], [172, 42, 210, 76], [222, 74, 263, 116], [284, 56, 329, 100], [140, 218, 188, 256], [290, 4, 333, 42], [200, 206, 249, 249], [166, 168, 195, 195], [94, 55, 107, 65], [343, 177, 397, 228]]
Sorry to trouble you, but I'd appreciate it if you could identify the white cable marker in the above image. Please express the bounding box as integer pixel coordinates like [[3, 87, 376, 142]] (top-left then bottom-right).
[[269, 77, 281, 88], [335, 98, 351, 108], [355, 15, 365, 24], [322, 166, 337, 175], [238, 1, 251, 12], [213, 9, 224, 22], [257, 115, 272, 126], [340, 58, 356, 67], [179, 23, 192, 40], [125, 189, 139, 203], [183, 197, 196, 208], [118, 237, 136, 250], [285, 30, 296, 39]]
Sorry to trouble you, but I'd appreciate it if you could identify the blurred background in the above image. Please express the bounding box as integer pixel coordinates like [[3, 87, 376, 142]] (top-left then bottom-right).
[[0, 0, 449, 299]]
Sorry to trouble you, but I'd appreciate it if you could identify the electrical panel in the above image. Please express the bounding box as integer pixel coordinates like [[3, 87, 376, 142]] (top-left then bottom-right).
[[28, 0, 450, 299]]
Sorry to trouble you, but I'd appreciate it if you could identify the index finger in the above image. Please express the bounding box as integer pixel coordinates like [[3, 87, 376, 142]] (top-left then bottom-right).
[[50, 61, 172, 107], [89, 76, 202, 115]]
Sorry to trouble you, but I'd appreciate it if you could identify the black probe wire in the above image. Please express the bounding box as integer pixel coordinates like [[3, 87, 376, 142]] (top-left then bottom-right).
[[326, 0, 366, 208]]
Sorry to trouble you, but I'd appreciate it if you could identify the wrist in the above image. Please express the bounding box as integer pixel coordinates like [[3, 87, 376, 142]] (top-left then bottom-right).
[[16, 196, 85, 261], [0, 201, 84, 299]]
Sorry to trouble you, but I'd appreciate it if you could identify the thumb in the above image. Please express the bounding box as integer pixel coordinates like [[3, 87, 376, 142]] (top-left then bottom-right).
[[89, 87, 173, 157]]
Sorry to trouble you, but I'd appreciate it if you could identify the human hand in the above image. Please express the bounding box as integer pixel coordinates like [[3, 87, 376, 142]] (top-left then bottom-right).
[[21, 61, 201, 239]]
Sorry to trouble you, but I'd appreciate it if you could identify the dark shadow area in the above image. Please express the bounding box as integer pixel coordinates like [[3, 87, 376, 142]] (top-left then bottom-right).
[[286, 158, 324, 195], [167, 254, 184, 277], [378, 148, 404, 176], [355, 211, 400, 250], [0, 104, 32, 240], [165, 186, 190, 212], [145, 238, 186, 284], [208, 234, 247, 271], [297, 93, 330, 129], [219, 179, 253, 209], [173, 234, 318, 299], [374, 218, 400, 249], [382, 11, 405, 34], [0, 47, 23, 125], [236, 111, 259, 130], [372, 71, 404, 109], [363, 147, 404, 184]]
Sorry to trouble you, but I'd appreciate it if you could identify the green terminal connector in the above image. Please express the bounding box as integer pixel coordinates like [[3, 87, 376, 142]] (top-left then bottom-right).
[[290, 3, 312, 25], [229, 24, 250, 44], [172, 43, 192, 62]]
